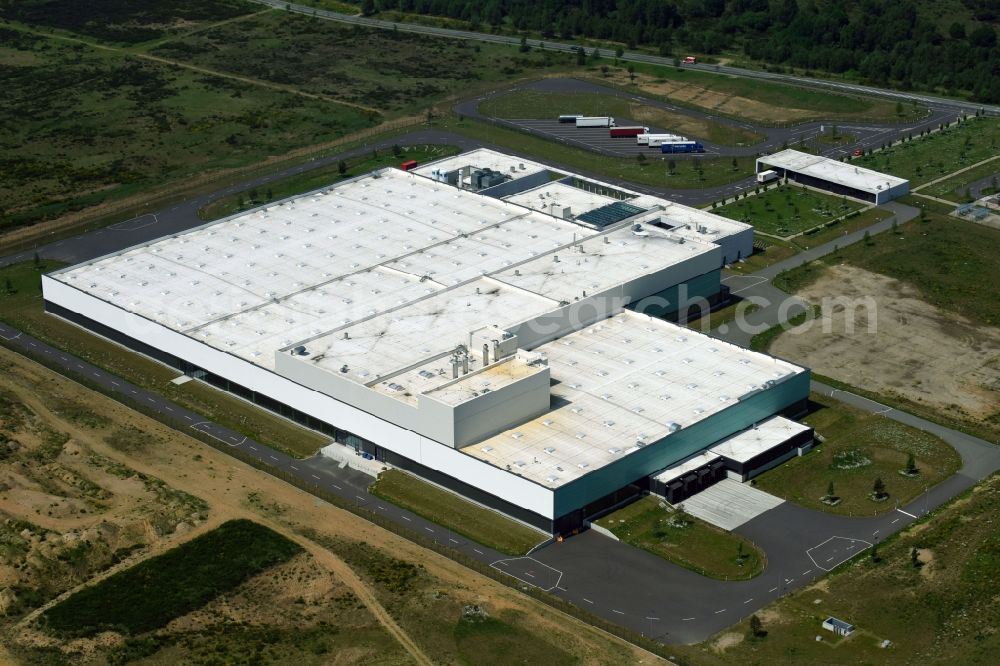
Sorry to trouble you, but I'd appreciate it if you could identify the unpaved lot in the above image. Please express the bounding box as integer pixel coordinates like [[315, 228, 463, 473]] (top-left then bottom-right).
[[771, 264, 1000, 421], [0, 346, 666, 665]]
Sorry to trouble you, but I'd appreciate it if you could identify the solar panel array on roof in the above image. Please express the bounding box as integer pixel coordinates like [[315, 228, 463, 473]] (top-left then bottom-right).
[[575, 201, 646, 228]]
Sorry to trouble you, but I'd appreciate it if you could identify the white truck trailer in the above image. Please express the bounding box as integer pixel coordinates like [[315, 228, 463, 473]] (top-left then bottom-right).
[[575, 116, 614, 128], [756, 169, 779, 184], [638, 133, 687, 146]]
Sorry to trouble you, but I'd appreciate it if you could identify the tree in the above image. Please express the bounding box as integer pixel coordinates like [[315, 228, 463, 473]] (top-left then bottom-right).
[[873, 476, 887, 498], [736, 541, 745, 563], [627, 64, 636, 83], [33, 252, 41, 269], [896, 100, 904, 116], [636, 152, 646, 164], [3, 277, 13, 295], [905, 452, 918, 475], [519, 36, 529, 53], [870, 540, 880, 562], [891, 219, 899, 234], [360, 0, 375, 16], [749, 614, 767, 639], [337, 160, 347, 175], [589, 47, 600, 62], [391, 144, 402, 157], [826, 480, 835, 499], [667, 160, 676, 174], [575, 46, 585, 66], [731, 157, 738, 171], [863, 230, 872, 245], [265, 188, 273, 201], [615, 47, 624, 59], [911, 547, 921, 568]]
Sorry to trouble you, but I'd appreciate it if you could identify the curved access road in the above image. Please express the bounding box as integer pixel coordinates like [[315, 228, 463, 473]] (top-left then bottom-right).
[[458, 77, 960, 161], [248, 0, 1000, 117], [2, 315, 997, 645]]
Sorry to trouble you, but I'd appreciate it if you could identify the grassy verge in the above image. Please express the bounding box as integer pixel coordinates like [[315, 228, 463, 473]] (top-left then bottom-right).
[[624, 63, 924, 125], [683, 298, 761, 333], [714, 185, 865, 236], [40, 520, 301, 637], [919, 158, 1000, 202], [199, 143, 459, 220], [595, 496, 765, 580], [772, 208, 1000, 328], [789, 206, 891, 249], [370, 470, 543, 556], [754, 393, 961, 516], [854, 116, 1000, 186], [480, 89, 764, 145], [0, 261, 328, 458], [440, 116, 756, 189], [749, 306, 818, 353]]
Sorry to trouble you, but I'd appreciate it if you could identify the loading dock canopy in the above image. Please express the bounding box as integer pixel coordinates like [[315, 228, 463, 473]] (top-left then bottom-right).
[[709, 416, 812, 462], [757, 149, 908, 198]]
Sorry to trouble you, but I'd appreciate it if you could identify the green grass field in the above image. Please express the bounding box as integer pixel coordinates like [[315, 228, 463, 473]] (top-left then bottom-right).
[[441, 116, 756, 189], [626, 61, 925, 125], [919, 158, 1000, 202], [854, 116, 1000, 186], [714, 185, 865, 237], [480, 89, 763, 146], [753, 394, 960, 516], [199, 144, 459, 220], [0, 0, 254, 45], [595, 496, 765, 580], [675, 472, 1000, 665], [148, 10, 572, 115], [0, 261, 328, 458], [41, 520, 301, 637], [0, 24, 377, 234], [773, 208, 1000, 329], [370, 469, 544, 556]]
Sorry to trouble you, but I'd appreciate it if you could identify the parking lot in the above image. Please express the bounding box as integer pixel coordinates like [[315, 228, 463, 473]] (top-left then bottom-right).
[[501, 118, 719, 158]]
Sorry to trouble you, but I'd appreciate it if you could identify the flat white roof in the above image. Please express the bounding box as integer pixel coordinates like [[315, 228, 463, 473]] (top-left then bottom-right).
[[463, 311, 806, 488], [504, 181, 621, 216], [759, 149, 908, 194], [709, 415, 812, 463], [412, 148, 549, 181], [652, 451, 721, 484]]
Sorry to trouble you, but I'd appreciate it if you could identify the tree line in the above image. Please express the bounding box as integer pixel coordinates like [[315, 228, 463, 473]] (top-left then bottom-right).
[[366, 0, 1000, 102]]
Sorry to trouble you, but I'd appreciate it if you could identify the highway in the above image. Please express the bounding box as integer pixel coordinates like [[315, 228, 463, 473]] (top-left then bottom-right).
[[250, 0, 1000, 116]]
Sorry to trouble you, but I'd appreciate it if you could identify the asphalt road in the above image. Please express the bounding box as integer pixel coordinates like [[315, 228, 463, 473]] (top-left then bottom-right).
[[458, 77, 961, 163], [2, 306, 997, 643], [250, 0, 1000, 117]]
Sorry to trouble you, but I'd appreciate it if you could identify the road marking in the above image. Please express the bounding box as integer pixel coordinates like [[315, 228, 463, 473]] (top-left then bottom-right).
[[714, 609, 726, 614], [424, 527, 435, 533], [311, 474, 320, 479], [897, 507, 918, 519], [682, 617, 695, 621], [583, 598, 593, 604], [183, 415, 192, 420], [802, 569, 812, 576], [769, 587, 778, 593], [826, 556, 834, 562], [290, 465, 299, 471], [524, 572, 535, 578], [891, 518, 899, 524], [165, 406, 173, 412], [449, 538, 459, 544], [111, 381, 120, 387], [401, 515, 411, 521], [331, 484, 342, 490], [611, 609, 624, 615], [474, 548, 484, 555], [873, 529, 880, 535], [269, 455, 278, 461], [744, 598, 754, 604]]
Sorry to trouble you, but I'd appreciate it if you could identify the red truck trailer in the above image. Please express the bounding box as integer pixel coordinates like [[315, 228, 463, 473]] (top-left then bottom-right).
[[609, 126, 649, 138], [400, 160, 418, 171]]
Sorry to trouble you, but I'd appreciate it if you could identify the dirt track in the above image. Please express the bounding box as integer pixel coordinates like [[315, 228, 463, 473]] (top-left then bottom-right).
[[771, 264, 1000, 422]]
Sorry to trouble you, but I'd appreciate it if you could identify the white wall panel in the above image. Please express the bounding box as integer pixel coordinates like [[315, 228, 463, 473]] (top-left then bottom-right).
[[43, 276, 555, 517]]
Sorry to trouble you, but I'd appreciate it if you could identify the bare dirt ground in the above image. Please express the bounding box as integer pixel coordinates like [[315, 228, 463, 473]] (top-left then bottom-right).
[[631, 73, 816, 124], [0, 346, 667, 665], [771, 264, 1000, 422]]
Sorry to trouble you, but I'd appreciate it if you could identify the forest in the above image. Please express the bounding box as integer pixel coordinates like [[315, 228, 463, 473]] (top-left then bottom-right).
[[366, 0, 1000, 102]]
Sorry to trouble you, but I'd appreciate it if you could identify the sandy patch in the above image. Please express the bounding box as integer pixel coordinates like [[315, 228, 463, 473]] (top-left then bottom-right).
[[631, 73, 815, 124], [771, 264, 1000, 421], [711, 631, 744, 652], [918, 548, 936, 580]]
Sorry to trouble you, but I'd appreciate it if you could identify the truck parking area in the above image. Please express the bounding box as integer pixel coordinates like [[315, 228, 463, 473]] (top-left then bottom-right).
[[498, 118, 716, 157]]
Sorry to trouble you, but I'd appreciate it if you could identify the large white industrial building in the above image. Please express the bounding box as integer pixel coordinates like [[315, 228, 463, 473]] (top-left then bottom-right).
[[756, 149, 910, 204], [43, 149, 810, 533]]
